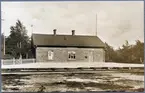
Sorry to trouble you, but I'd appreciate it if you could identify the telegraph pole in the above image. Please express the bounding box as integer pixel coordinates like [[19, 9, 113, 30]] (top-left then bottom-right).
[[1, 15, 5, 56], [1, 11, 6, 56], [96, 14, 97, 36], [31, 24, 33, 35], [20, 31, 22, 60]]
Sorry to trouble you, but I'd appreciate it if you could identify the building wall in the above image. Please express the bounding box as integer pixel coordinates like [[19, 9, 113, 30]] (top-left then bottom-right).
[[36, 47, 105, 62]]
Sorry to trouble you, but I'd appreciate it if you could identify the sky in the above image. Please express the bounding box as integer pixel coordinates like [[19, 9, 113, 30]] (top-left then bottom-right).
[[1, 1, 144, 49]]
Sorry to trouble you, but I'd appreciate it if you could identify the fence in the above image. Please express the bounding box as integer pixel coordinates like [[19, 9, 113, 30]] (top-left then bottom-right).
[[1, 58, 36, 65]]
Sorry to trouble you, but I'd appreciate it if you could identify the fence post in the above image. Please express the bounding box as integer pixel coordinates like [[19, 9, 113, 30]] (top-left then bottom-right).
[[21, 58, 22, 64], [1, 60, 3, 65], [13, 58, 15, 65], [19, 55, 22, 64], [33, 58, 35, 63]]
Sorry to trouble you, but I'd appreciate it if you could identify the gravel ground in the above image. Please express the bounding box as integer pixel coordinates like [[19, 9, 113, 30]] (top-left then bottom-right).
[[2, 70, 144, 92]]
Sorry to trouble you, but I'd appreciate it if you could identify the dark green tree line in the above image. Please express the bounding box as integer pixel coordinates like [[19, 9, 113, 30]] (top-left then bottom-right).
[[105, 40, 144, 64]]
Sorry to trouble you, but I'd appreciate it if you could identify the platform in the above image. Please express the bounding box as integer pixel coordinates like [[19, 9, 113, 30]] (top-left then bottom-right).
[[1, 62, 144, 69]]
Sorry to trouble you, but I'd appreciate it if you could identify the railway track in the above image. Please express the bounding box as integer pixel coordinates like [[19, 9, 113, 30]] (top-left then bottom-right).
[[2, 67, 144, 75]]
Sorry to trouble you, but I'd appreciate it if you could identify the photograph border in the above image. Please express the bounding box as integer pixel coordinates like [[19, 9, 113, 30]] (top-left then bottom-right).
[[0, 0, 144, 93]]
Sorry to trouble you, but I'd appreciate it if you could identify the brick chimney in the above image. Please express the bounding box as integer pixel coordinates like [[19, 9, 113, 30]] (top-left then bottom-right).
[[72, 30, 75, 36], [53, 29, 56, 36]]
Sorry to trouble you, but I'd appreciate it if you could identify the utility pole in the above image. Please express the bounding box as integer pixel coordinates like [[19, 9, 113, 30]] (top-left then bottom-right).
[[31, 24, 33, 36], [20, 33, 22, 59], [31, 24, 33, 31], [19, 27, 22, 61], [1, 12, 5, 56], [96, 14, 97, 36], [20, 41, 22, 57], [19, 41, 22, 63]]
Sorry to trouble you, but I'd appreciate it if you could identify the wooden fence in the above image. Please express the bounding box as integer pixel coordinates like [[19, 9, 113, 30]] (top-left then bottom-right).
[[1, 58, 36, 65]]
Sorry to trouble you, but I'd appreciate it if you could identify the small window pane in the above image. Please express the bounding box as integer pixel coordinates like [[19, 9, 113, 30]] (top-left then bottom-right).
[[68, 51, 76, 60]]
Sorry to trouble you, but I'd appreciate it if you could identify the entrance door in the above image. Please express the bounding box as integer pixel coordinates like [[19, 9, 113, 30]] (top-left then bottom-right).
[[89, 51, 93, 62], [48, 50, 54, 60]]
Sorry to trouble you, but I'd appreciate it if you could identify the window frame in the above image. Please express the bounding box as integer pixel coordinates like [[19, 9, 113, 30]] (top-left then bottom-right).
[[48, 50, 54, 60], [68, 51, 76, 60]]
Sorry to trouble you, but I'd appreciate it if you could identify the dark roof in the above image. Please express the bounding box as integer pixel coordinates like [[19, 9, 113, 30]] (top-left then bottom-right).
[[32, 34, 105, 48]]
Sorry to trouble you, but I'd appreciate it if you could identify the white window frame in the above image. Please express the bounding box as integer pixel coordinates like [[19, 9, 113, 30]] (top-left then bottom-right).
[[68, 51, 76, 60], [48, 50, 54, 60]]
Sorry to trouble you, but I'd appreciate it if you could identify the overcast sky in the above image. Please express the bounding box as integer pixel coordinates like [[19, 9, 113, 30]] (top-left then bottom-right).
[[1, 1, 144, 49]]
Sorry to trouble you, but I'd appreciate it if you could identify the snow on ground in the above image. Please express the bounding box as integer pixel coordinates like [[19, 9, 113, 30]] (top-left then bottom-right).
[[65, 78, 100, 83], [1, 62, 144, 69]]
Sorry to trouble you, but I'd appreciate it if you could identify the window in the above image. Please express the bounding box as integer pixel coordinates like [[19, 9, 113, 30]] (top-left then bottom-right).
[[48, 50, 54, 60], [68, 51, 76, 60]]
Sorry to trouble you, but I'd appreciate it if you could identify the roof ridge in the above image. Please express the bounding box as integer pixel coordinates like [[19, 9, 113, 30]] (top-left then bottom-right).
[[32, 34, 105, 48], [32, 33, 98, 37]]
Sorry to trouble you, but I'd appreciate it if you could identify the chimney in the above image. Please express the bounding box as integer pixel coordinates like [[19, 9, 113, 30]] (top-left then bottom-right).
[[53, 29, 56, 35], [72, 30, 75, 36]]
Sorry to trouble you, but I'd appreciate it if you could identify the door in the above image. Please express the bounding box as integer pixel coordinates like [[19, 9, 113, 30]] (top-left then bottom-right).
[[89, 51, 93, 62], [48, 50, 54, 60]]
